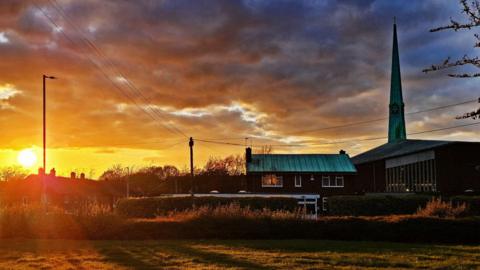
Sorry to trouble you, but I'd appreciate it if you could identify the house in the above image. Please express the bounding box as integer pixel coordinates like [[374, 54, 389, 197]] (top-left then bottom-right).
[[0, 169, 125, 209], [245, 148, 358, 196], [352, 22, 480, 195]]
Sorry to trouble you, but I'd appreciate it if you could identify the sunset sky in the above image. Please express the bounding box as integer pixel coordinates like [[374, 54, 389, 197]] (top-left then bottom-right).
[[0, 0, 479, 178]]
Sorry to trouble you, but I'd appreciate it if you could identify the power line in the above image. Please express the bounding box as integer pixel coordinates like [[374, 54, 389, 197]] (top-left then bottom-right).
[[289, 98, 479, 135], [195, 139, 247, 147], [60, 139, 185, 149], [197, 121, 480, 148], [49, 0, 188, 137], [196, 138, 305, 148], [48, 0, 188, 138], [196, 97, 479, 145], [35, 2, 187, 139], [47, 0, 188, 138], [307, 121, 480, 146], [409, 121, 480, 136], [34, 3, 480, 154]]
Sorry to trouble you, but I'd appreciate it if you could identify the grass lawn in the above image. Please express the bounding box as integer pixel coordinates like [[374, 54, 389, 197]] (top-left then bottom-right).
[[0, 239, 479, 270]]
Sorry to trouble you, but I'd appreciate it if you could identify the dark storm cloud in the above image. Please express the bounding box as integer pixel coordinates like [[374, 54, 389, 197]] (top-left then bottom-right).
[[0, 0, 477, 153]]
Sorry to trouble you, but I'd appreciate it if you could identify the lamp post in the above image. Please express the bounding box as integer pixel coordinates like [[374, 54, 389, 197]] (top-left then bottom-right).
[[42, 75, 56, 173], [41, 75, 55, 208]]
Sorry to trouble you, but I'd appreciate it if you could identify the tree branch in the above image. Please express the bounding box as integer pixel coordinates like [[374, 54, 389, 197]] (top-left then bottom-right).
[[430, 0, 480, 32], [423, 55, 480, 73], [462, 0, 480, 22], [456, 107, 480, 119], [448, 72, 480, 77]]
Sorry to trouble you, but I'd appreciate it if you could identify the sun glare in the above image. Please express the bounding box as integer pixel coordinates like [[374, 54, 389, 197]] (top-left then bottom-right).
[[17, 149, 37, 168]]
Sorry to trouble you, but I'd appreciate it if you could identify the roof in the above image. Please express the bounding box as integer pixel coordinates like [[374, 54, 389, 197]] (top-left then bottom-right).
[[351, 139, 460, 164], [246, 154, 357, 173]]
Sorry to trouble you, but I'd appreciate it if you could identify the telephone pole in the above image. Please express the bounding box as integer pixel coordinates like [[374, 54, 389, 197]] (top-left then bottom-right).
[[189, 137, 194, 194]]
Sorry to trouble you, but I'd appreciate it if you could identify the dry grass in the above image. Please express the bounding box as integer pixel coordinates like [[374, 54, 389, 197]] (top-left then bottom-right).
[[0, 203, 123, 239], [0, 239, 478, 269], [0, 203, 478, 243], [152, 202, 302, 222], [416, 198, 468, 218]]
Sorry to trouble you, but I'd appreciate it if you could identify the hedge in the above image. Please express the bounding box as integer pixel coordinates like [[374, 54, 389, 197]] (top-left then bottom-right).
[[116, 196, 299, 218], [327, 195, 480, 216], [1, 204, 480, 243], [326, 195, 433, 216], [112, 216, 480, 244]]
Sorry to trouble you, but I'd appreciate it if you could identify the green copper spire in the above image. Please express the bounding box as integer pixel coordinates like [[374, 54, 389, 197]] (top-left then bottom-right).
[[388, 20, 407, 143]]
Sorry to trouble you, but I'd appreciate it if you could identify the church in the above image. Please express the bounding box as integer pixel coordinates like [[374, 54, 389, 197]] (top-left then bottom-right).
[[352, 22, 480, 195]]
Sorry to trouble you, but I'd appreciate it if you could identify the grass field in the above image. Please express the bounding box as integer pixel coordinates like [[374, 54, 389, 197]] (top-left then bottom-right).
[[0, 240, 479, 269]]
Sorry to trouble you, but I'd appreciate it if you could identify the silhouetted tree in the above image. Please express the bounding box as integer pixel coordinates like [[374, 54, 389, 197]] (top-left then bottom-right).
[[162, 165, 181, 178], [98, 164, 129, 181], [256, 145, 273, 154], [423, 0, 480, 119], [202, 155, 245, 176], [98, 164, 181, 196], [0, 166, 27, 181], [138, 166, 165, 179]]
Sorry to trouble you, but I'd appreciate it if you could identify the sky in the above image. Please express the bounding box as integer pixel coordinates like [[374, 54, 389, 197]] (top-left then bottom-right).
[[0, 0, 479, 178]]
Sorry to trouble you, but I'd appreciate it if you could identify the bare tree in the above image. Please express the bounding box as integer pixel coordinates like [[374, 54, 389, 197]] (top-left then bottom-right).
[[256, 145, 273, 154], [0, 166, 28, 181], [98, 164, 129, 181], [162, 165, 180, 178], [423, 0, 480, 119], [202, 155, 245, 176]]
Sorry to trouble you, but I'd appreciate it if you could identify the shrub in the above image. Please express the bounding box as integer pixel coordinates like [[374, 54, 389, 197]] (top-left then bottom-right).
[[116, 196, 299, 218], [416, 198, 468, 218], [1, 203, 480, 243], [159, 202, 302, 222], [451, 196, 480, 216], [327, 195, 432, 216], [0, 204, 124, 239]]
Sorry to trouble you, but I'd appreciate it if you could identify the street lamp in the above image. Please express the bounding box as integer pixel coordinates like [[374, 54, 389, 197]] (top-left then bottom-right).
[[42, 75, 56, 173]]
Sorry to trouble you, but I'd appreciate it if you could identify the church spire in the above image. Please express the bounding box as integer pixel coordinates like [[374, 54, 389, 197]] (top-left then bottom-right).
[[388, 19, 407, 143]]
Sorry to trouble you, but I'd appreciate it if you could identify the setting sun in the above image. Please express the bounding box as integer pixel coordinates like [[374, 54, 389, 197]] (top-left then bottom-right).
[[17, 149, 37, 168]]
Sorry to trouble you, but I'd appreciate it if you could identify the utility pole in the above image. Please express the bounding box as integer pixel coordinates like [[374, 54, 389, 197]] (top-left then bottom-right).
[[42, 75, 56, 173], [189, 137, 194, 194], [42, 75, 55, 208]]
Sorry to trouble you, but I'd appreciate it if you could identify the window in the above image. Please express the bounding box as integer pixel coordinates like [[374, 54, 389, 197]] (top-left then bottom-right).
[[385, 159, 436, 193], [322, 176, 344, 188], [294, 175, 302, 187], [322, 197, 328, 212], [261, 174, 283, 187], [322, 176, 329, 187], [335, 176, 344, 187]]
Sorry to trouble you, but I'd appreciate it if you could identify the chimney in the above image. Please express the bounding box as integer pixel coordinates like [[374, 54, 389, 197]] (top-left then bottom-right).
[[70, 172, 76, 179], [245, 147, 252, 163], [339, 149, 346, 155], [38, 168, 45, 176], [49, 168, 56, 177], [80, 173, 85, 180]]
